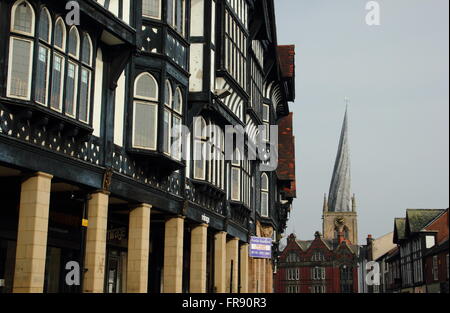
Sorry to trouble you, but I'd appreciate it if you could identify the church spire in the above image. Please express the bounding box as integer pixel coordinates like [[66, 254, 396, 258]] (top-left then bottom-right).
[[328, 103, 352, 212]]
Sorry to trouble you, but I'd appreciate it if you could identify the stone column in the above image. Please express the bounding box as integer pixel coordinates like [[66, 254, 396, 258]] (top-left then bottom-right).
[[239, 243, 249, 293], [226, 238, 239, 293], [127, 203, 151, 293], [248, 257, 256, 293], [214, 231, 227, 293], [13, 172, 53, 293], [261, 259, 266, 293], [266, 261, 273, 293], [190, 224, 208, 293], [163, 217, 184, 293], [83, 191, 109, 293]]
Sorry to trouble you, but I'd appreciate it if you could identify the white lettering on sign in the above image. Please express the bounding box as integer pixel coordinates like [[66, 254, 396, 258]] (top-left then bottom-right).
[[201, 214, 210, 224]]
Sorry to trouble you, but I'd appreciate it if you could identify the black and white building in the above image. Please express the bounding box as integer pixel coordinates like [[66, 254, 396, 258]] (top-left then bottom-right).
[[0, 0, 296, 293]]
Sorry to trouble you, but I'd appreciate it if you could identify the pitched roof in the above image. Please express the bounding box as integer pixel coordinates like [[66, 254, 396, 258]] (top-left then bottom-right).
[[406, 209, 445, 234], [393, 218, 406, 243]]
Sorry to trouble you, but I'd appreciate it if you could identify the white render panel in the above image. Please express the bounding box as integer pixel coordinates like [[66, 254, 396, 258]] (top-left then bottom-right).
[[189, 43, 204, 92], [93, 49, 104, 137], [190, 0, 205, 37], [114, 71, 126, 146]]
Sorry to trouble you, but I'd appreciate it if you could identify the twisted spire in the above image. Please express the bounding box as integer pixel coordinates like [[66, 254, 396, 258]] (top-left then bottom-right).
[[328, 105, 352, 212]]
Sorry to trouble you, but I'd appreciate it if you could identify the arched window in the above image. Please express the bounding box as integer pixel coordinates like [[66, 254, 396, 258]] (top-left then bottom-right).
[[35, 8, 52, 105], [133, 73, 159, 150], [50, 18, 66, 111], [7, 0, 35, 99], [11, 0, 34, 35], [81, 34, 93, 65], [261, 173, 269, 217], [193, 116, 207, 180], [142, 0, 161, 19], [7, 4, 95, 124], [68, 26, 79, 58], [54, 18, 66, 50]]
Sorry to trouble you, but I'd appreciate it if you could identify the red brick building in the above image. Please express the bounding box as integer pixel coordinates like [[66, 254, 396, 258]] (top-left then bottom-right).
[[274, 232, 358, 293], [423, 209, 449, 293]]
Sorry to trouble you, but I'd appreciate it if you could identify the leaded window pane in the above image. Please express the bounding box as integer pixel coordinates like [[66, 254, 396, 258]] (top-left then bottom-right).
[[79, 68, 91, 122], [54, 20, 65, 49], [173, 88, 182, 113], [50, 54, 64, 110], [261, 192, 268, 217], [65, 62, 78, 116], [172, 115, 182, 160], [135, 74, 158, 100], [9, 38, 32, 98], [133, 101, 157, 149], [143, 0, 160, 19], [13, 1, 33, 34], [82, 35, 92, 65], [39, 9, 50, 42], [35, 45, 50, 104], [68, 27, 79, 57], [231, 167, 240, 201], [163, 109, 171, 154]]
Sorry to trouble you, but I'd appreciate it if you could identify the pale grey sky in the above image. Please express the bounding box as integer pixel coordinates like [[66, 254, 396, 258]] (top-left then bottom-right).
[[275, 0, 449, 244]]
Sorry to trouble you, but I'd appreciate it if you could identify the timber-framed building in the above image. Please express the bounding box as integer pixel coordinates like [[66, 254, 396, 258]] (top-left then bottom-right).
[[0, 0, 296, 293]]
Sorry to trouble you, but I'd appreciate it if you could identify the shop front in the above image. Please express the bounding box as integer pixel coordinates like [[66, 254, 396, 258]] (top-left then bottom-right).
[[105, 212, 129, 293]]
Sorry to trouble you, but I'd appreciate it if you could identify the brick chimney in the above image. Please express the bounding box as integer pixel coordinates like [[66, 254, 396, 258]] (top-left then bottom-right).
[[367, 234, 374, 246]]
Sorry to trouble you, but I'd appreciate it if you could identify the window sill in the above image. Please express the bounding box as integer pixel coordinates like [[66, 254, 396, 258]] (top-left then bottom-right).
[[126, 147, 185, 177], [190, 179, 226, 200]]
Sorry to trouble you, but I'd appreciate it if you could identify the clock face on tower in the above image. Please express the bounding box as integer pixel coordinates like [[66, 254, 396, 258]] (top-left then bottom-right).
[[335, 217, 345, 227]]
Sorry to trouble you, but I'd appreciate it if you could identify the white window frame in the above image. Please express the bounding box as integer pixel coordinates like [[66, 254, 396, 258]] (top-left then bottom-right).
[[7, 1, 36, 101], [68, 26, 80, 59], [142, 0, 162, 19], [132, 73, 159, 150], [7, 37, 34, 100], [261, 173, 269, 217], [54, 17, 66, 52], [50, 52, 65, 112]]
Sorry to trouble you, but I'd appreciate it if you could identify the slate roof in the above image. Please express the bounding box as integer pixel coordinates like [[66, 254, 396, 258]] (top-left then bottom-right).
[[406, 209, 445, 234], [394, 218, 406, 242]]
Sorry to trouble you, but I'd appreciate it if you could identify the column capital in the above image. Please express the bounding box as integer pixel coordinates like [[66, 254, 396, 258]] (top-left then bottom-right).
[[130, 203, 152, 210], [34, 172, 53, 179], [91, 190, 111, 196]]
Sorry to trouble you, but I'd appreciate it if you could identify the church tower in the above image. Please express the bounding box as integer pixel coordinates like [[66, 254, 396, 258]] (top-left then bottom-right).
[[323, 105, 358, 245]]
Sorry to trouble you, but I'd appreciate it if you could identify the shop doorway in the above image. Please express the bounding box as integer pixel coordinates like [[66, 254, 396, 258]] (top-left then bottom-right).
[[105, 248, 127, 293]]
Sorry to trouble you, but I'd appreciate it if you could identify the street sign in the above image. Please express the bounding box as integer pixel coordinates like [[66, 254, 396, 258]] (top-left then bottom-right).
[[249, 236, 272, 259]]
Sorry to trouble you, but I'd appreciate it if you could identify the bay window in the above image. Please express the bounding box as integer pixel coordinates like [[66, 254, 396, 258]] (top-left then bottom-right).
[[7, 2, 95, 125], [133, 73, 159, 150]]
